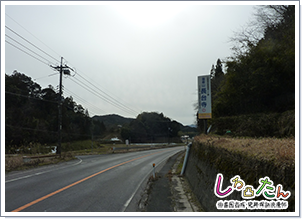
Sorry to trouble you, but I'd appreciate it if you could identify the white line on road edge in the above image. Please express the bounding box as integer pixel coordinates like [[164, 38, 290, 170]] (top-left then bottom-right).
[[121, 148, 183, 212], [5, 157, 82, 183]]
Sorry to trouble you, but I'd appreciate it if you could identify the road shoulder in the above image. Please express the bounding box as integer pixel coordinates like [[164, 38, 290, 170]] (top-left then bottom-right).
[[137, 150, 203, 212]]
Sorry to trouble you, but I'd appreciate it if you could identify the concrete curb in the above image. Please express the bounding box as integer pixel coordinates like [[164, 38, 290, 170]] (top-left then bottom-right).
[[170, 153, 203, 212]]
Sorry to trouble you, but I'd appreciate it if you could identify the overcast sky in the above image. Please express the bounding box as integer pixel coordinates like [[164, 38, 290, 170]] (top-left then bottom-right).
[[3, 1, 259, 125]]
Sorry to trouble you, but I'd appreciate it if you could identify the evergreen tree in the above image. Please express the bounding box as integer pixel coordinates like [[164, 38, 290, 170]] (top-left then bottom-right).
[[210, 59, 225, 108], [5, 71, 107, 152], [213, 5, 295, 117]]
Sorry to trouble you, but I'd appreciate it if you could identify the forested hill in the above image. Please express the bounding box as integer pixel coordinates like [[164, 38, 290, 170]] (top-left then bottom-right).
[[199, 5, 295, 137], [5, 71, 106, 148], [93, 113, 198, 143], [209, 5, 295, 118], [92, 114, 134, 129], [5, 71, 196, 150]]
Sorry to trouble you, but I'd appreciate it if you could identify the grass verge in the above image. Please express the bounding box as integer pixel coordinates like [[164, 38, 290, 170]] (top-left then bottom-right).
[[194, 134, 295, 167], [6, 141, 185, 173]]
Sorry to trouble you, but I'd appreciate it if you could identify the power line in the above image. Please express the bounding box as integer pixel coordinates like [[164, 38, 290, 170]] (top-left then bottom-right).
[[34, 72, 59, 81], [6, 124, 100, 139], [64, 88, 106, 115], [76, 73, 139, 115], [6, 34, 55, 65], [6, 13, 62, 58], [5, 18, 140, 117], [5, 25, 60, 63], [6, 18, 140, 116], [6, 40, 49, 66], [59, 62, 139, 115], [69, 77, 137, 116], [6, 89, 101, 117], [59, 59, 141, 115], [5, 14, 64, 85], [6, 74, 104, 116], [69, 77, 124, 113], [5, 91, 57, 104]]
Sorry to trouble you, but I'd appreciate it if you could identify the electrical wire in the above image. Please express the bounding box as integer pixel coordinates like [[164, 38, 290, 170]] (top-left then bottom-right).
[[76, 73, 139, 115], [5, 40, 50, 66], [5, 89, 101, 119], [63, 92, 98, 116], [5, 25, 60, 63], [55, 57, 140, 116], [6, 124, 99, 138], [34, 72, 59, 81], [6, 38, 138, 117], [5, 17, 140, 117], [69, 77, 137, 116], [6, 34, 55, 65], [64, 88, 106, 115], [57, 57, 141, 116], [5, 91, 58, 104], [6, 13, 62, 58]]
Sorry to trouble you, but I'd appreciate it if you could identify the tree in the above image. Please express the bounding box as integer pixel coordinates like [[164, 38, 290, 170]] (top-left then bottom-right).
[[214, 59, 224, 78], [127, 112, 181, 143], [5, 71, 43, 146], [213, 5, 295, 117], [230, 5, 295, 58], [210, 59, 225, 110], [5, 71, 99, 150]]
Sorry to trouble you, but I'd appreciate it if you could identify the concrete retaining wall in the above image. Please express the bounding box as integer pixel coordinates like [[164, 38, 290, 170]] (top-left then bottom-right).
[[184, 141, 295, 212]]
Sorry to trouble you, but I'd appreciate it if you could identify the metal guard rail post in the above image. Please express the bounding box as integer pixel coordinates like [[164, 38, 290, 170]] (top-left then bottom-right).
[[181, 142, 192, 176]]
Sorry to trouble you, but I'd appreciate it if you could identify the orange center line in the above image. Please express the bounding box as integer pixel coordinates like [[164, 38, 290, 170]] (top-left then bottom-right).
[[11, 149, 168, 212]]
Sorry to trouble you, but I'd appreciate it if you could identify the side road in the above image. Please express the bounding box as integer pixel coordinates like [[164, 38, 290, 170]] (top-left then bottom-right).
[[137, 151, 203, 212]]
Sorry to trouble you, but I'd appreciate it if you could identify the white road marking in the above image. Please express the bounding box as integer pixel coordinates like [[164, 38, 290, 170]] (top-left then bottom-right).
[[121, 149, 182, 211], [5, 157, 82, 183]]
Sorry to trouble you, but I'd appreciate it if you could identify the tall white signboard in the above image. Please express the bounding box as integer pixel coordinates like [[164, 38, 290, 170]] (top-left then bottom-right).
[[198, 75, 212, 119]]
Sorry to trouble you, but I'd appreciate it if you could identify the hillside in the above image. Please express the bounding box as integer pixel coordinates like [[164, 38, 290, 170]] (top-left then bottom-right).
[[93, 114, 197, 132], [92, 113, 198, 142], [92, 114, 134, 129]]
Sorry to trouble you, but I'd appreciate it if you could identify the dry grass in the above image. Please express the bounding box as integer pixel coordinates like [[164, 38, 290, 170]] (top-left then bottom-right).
[[5, 153, 75, 173], [5, 155, 24, 172], [194, 134, 295, 166], [5, 144, 183, 172]]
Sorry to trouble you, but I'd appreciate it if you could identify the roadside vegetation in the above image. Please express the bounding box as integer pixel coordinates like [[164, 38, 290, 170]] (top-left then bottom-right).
[[5, 140, 108, 172], [5, 139, 185, 172], [195, 134, 295, 167], [197, 6, 295, 138]]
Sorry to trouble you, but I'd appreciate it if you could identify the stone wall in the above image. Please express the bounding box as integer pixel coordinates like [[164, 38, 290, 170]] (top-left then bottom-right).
[[184, 141, 295, 212]]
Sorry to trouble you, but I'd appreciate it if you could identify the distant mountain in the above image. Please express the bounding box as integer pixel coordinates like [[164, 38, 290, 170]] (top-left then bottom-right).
[[180, 125, 198, 133], [92, 114, 134, 129], [92, 113, 198, 138]]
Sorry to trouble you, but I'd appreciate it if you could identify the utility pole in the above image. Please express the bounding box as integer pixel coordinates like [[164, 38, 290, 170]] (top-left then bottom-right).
[[57, 57, 63, 156], [50, 57, 73, 156], [91, 120, 94, 153]]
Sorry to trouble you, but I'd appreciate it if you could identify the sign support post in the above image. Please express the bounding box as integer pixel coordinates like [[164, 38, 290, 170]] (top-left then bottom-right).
[[203, 119, 208, 134]]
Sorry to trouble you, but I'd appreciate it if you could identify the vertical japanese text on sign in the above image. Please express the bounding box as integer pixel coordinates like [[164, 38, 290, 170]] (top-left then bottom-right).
[[198, 75, 212, 119]]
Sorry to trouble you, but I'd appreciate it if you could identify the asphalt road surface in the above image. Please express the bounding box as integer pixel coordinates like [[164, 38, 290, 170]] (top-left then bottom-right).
[[5, 146, 184, 213]]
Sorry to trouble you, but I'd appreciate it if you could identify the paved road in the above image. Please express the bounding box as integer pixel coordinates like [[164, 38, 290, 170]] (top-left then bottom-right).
[[5, 146, 184, 213]]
